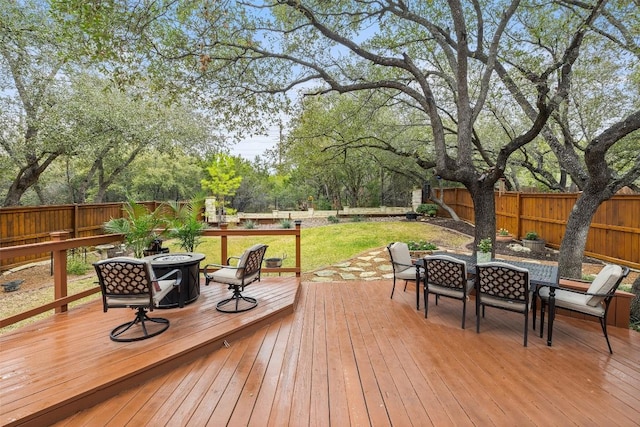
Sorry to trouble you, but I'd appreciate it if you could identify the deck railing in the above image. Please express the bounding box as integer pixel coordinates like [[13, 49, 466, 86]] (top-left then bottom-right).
[[0, 223, 302, 329]]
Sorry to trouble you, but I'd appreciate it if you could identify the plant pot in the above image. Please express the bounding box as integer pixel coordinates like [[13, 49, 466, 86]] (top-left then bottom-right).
[[522, 239, 545, 253], [265, 258, 283, 268], [405, 212, 418, 221], [476, 252, 492, 263], [409, 250, 434, 259], [496, 234, 513, 243]]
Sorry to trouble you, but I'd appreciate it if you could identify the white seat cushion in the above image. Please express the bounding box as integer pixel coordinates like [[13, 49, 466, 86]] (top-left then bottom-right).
[[538, 287, 606, 317], [210, 267, 259, 287]]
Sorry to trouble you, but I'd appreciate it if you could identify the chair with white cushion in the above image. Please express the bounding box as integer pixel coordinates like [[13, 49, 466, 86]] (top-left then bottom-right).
[[94, 257, 182, 342], [538, 264, 629, 353], [387, 242, 425, 308], [204, 244, 268, 313], [423, 255, 475, 328], [475, 262, 531, 346]]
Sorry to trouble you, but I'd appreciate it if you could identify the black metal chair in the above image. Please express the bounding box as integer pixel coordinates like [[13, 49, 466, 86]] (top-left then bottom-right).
[[475, 262, 530, 346], [423, 255, 475, 328], [203, 244, 268, 313], [93, 257, 182, 342], [538, 264, 629, 353]]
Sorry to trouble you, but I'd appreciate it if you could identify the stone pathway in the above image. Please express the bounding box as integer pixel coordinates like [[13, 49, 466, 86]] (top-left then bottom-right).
[[307, 249, 394, 282]]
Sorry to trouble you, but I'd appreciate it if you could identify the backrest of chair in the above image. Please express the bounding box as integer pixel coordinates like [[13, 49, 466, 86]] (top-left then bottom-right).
[[424, 255, 467, 290], [476, 262, 530, 303], [586, 264, 624, 307], [236, 244, 268, 279], [94, 257, 155, 306], [388, 242, 412, 272]]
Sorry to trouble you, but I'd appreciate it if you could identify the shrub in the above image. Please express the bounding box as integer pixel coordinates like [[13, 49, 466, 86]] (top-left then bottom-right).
[[498, 228, 510, 236], [67, 253, 90, 275], [477, 238, 492, 253], [351, 215, 365, 222], [243, 220, 257, 229], [407, 240, 438, 251], [280, 219, 293, 229], [416, 203, 438, 216], [327, 215, 340, 224], [525, 231, 538, 240]]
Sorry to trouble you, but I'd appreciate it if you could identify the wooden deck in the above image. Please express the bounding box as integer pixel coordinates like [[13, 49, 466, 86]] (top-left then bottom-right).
[[2, 278, 640, 426]]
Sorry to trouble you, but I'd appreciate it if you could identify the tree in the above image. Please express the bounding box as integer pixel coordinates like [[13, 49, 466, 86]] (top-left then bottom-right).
[[201, 154, 243, 220], [0, 0, 87, 206]]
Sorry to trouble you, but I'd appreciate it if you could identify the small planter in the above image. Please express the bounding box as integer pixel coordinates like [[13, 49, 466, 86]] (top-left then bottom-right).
[[496, 234, 513, 243], [409, 250, 434, 259], [476, 252, 492, 263], [405, 212, 419, 221], [2, 279, 24, 292], [522, 239, 545, 253], [265, 258, 283, 268]]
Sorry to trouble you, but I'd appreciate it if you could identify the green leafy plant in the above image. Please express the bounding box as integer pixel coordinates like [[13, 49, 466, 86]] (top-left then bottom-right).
[[351, 215, 365, 222], [103, 200, 168, 258], [280, 219, 293, 229], [416, 203, 438, 217], [167, 199, 207, 253], [407, 240, 438, 251], [498, 228, 510, 236], [243, 220, 257, 229], [478, 238, 493, 253], [66, 253, 91, 275], [524, 231, 538, 240], [327, 215, 340, 224]]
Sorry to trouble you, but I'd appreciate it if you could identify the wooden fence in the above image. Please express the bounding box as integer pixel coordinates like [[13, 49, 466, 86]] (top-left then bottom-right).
[[437, 189, 640, 269]]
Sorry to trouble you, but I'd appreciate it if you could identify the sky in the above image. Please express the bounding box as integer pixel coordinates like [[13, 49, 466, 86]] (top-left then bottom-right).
[[231, 125, 280, 159]]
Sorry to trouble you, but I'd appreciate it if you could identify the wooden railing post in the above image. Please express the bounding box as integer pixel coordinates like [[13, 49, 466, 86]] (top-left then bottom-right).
[[50, 231, 70, 313], [220, 223, 229, 264], [295, 220, 302, 278]]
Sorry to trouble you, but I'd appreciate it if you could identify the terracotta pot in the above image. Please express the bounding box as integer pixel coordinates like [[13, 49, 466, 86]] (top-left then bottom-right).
[[496, 234, 513, 243]]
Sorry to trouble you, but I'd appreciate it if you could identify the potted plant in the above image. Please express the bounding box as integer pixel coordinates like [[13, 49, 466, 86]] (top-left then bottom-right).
[[407, 240, 438, 258], [477, 238, 492, 263], [167, 199, 207, 253], [496, 228, 513, 243], [103, 200, 169, 258], [522, 231, 545, 253]]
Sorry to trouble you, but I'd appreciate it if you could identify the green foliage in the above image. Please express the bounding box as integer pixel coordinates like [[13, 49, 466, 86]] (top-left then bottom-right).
[[243, 220, 257, 229], [103, 200, 168, 257], [416, 204, 438, 216], [327, 215, 340, 224], [525, 231, 539, 240], [167, 199, 207, 252], [498, 228, 510, 236], [350, 215, 365, 222], [66, 253, 90, 275], [280, 219, 292, 229], [201, 154, 243, 216], [477, 238, 493, 253], [406, 240, 438, 251]]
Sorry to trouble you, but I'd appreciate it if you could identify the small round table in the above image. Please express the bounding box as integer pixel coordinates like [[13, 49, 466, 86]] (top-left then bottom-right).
[[144, 252, 205, 308]]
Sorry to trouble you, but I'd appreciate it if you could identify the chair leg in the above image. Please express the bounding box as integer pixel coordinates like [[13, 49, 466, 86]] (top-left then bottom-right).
[[390, 277, 396, 299], [110, 307, 170, 342], [403, 280, 408, 292], [600, 317, 613, 354], [424, 289, 429, 318], [531, 291, 537, 331], [539, 300, 546, 338], [523, 310, 529, 347], [462, 297, 466, 329], [217, 286, 258, 313]]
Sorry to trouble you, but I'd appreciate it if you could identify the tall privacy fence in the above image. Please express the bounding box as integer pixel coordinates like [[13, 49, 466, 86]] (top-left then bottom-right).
[[436, 189, 640, 270], [1, 193, 639, 270]]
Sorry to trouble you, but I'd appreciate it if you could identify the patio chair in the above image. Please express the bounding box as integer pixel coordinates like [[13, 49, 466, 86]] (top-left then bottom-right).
[[93, 257, 182, 342], [475, 262, 530, 346], [203, 243, 268, 313], [537, 264, 629, 354], [387, 242, 425, 305], [423, 255, 475, 328]]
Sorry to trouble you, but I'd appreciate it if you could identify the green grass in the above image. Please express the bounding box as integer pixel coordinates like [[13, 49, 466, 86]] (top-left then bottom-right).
[[165, 221, 470, 272]]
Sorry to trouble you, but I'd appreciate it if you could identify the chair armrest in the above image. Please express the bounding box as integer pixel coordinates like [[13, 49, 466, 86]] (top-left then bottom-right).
[[203, 263, 240, 277], [226, 256, 241, 265], [156, 268, 183, 286]]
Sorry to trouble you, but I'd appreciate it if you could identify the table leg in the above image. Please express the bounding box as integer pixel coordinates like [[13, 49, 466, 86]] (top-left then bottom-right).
[[547, 288, 556, 346]]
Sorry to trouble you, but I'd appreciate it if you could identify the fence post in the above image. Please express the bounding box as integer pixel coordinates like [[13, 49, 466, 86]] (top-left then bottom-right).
[[220, 223, 228, 264], [295, 220, 302, 278], [50, 231, 70, 313]]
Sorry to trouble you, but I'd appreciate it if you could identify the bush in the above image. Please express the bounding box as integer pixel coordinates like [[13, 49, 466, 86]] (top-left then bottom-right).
[[327, 215, 340, 224], [407, 240, 438, 251], [280, 219, 293, 229], [243, 220, 257, 229], [416, 203, 438, 216], [67, 253, 91, 275], [525, 231, 538, 240], [351, 215, 365, 222]]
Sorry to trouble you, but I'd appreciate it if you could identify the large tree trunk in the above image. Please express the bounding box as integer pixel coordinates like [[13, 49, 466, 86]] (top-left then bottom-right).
[[3, 153, 60, 206], [469, 182, 497, 257], [558, 188, 606, 279]]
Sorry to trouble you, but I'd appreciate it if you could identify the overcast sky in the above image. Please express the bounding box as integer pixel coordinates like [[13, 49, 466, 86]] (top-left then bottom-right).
[[231, 123, 281, 160]]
